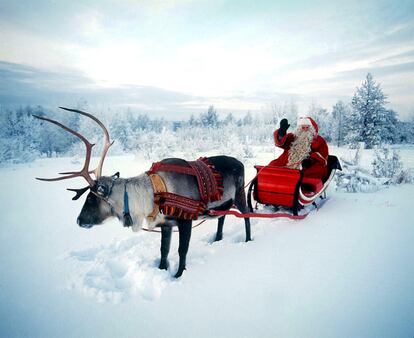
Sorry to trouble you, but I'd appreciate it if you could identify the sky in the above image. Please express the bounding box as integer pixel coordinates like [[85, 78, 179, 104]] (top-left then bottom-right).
[[0, 0, 413, 119]]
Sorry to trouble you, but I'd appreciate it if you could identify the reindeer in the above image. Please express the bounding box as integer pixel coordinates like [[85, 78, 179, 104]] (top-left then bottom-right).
[[34, 108, 251, 278]]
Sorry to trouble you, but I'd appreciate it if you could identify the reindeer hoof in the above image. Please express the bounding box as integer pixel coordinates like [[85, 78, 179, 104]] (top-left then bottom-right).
[[159, 259, 169, 270], [214, 234, 223, 242], [174, 267, 186, 278]]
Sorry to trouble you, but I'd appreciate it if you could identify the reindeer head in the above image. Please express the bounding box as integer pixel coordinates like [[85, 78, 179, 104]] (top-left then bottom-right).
[[34, 107, 119, 229], [76, 172, 121, 228]]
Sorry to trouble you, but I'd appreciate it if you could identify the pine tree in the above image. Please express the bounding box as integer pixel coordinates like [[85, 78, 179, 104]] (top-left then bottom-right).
[[188, 114, 199, 127], [331, 101, 350, 147], [382, 109, 398, 144], [111, 114, 131, 150], [397, 117, 414, 144], [223, 112, 235, 125], [242, 111, 253, 125], [200, 105, 219, 128], [350, 73, 389, 149]]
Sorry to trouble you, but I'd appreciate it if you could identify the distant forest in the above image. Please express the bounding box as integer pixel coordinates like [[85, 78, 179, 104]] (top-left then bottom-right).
[[1, 73, 413, 163]]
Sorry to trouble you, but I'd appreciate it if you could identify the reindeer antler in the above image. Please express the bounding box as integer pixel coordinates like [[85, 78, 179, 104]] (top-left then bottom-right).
[[58, 107, 114, 179], [33, 107, 114, 187]]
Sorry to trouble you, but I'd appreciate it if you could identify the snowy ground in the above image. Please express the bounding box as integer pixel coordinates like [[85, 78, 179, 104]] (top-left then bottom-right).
[[1, 146, 413, 337]]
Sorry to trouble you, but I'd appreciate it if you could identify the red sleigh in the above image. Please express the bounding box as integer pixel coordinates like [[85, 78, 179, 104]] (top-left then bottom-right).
[[247, 155, 342, 215]]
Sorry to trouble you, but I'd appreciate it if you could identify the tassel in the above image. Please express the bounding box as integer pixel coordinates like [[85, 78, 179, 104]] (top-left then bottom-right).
[[123, 213, 133, 227], [123, 184, 133, 227]]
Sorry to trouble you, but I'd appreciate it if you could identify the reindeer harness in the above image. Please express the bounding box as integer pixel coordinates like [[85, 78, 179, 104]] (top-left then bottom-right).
[[146, 157, 224, 221]]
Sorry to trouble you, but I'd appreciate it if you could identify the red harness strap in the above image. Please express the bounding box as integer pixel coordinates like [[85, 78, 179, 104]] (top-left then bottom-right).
[[188, 158, 223, 203], [148, 158, 223, 204], [208, 209, 308, 220], [147, 158, 224, 220], [148, 162, 195, 176]]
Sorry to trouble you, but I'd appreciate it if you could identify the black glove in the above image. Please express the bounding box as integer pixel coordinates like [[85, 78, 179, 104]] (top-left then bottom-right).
[[302, 158, 313, 169], [278, 118, 290, 137]]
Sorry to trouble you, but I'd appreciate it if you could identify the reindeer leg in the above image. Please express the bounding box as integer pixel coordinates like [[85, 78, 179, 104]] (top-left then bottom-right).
[[244, 217, 252, 242], [235, 188, 252, 242], [159, 225, 172, 270], [214, 216, 225, 242], [175, 219, 192, 278]]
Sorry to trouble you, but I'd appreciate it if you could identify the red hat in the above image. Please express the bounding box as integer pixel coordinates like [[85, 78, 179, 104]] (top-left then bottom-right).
[[298, 116, 318, 133]]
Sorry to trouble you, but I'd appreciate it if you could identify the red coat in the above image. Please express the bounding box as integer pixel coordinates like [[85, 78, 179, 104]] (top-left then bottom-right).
[[269, 129, 329, 179]]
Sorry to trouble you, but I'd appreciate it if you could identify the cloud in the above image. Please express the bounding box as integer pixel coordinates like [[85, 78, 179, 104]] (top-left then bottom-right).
[[0, 61, 307, 117], [0, 61, 200, 116], [0, 0, 413, 117]]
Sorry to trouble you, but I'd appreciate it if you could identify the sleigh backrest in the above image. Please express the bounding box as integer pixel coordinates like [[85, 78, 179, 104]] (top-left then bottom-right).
[[254, 165, 301, 207]]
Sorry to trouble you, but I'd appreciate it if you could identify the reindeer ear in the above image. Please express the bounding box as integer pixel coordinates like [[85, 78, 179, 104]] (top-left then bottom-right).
[[112, 172, 120, 180]]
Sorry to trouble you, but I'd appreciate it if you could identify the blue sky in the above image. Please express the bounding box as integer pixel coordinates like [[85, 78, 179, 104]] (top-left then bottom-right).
[[0, 0, 413, 118]]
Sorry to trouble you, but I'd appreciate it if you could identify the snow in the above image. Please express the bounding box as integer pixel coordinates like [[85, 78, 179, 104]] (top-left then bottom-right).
[[1, 147, 413, 337]]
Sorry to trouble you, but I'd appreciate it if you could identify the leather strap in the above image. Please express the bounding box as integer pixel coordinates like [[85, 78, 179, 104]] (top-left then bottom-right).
[[148, 162, 195, 176], [147, 173, 167, 222]]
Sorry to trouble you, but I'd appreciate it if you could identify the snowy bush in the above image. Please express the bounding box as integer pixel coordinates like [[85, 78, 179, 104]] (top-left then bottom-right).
[[372, 146, 403, 179], [335, 163, 382, 193], [371, 146, 412, 184], [336, 145, 412, 193], [335, 146, 382, 193], [243, 144, 254, 159], [388, 169, 413, 185]]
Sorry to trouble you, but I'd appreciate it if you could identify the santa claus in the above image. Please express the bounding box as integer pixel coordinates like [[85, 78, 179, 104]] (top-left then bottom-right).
[[269, 117, 329, 179]]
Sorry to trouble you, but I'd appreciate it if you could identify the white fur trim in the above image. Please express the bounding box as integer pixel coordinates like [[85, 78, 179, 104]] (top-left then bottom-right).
[[298, 117, 312, 126]]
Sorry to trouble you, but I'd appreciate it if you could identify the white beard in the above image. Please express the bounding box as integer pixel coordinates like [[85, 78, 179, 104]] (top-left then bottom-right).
[[287, 128, 315, 169]]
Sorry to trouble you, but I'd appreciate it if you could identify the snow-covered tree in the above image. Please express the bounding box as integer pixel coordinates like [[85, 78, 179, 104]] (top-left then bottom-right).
[[269, 100, 298, 129], [110, 113, 132, 150], [223, 112, 236, 126], [330, 101, 350, 147], [0, 105, 78, 160], [200, 106, 219, 128], [381, 109, 399, 144], [307, 103, 332, 141], [188, 114, 199, 127], [242, 111, 253, 126], [129, 113, 150, 131], [397, 120, 414, 144], [349, 73, 390, 149], [0, 106, 40, 162]]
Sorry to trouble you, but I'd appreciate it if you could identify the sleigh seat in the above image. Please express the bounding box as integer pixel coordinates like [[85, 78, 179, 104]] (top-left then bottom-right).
[[300, 177, 323, 196]]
